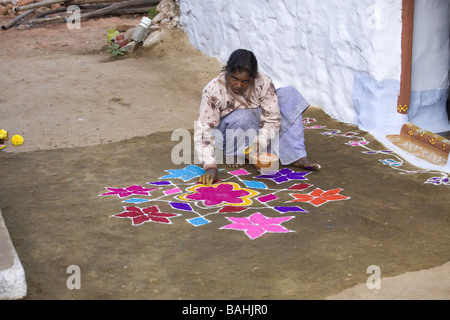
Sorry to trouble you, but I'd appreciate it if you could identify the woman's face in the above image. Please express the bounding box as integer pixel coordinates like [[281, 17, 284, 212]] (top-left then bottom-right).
[[226, 71, 252, 95]]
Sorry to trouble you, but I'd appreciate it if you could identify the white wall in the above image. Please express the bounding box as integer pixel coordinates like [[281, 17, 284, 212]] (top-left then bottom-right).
[[408, 0, 450, 133], [179, 0, 449, 136]]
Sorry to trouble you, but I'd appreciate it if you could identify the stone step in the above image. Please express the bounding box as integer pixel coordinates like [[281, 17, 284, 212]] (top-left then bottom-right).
[[0, 210, 27, 300]]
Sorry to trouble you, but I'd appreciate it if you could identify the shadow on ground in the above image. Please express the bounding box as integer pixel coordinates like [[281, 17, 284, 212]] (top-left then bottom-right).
[[0, 107, 449, 299]]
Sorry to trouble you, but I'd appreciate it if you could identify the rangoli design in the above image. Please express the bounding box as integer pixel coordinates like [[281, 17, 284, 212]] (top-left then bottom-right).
[[114, 205, 181, 226], [303, 117, 450, 185], [100, 185, 158, 198], [99, 161, 350, 239], [220, 212, 295, 239], [178, 182, 258, 207], [99, 117, 447, 240], [289, 188, 349, 207]]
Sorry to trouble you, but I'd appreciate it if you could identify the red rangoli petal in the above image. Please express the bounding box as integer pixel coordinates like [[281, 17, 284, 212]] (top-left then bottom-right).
[[142, 206, 160, 214], [310, 188, 324, 196], [131, 215, 150, 225], [310, 198, 328, 206], [219, 206, 247, 213], [149, 212, 179, 218], [321, 188, 344, 196], [149, 216, 172, 224], [290, 194, 313, 202], [324, 194, 349, 201], [115, 211, 142, 218]]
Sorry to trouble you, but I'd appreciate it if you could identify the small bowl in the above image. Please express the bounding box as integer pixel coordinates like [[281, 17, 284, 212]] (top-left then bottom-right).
[[250, 152, 279, 171]]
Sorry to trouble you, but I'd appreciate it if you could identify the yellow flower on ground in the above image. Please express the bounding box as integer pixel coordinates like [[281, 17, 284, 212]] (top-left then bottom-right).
[[0, 129, 7, 139], [11, 134, 24, 146]]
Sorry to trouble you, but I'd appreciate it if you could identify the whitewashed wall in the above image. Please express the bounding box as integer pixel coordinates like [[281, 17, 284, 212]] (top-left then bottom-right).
[[179, 0, 449, 136], [409, 0, 449, 133]]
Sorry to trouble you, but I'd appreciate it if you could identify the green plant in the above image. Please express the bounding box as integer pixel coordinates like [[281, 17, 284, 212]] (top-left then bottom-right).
[[107, 43, 128, 57], [148, 7, 158, 19]]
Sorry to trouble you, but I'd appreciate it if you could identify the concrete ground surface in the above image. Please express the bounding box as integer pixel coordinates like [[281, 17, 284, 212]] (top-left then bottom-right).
[[0, 17, 449, 301]]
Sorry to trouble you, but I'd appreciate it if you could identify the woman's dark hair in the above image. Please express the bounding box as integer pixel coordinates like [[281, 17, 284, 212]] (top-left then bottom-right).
[[224, 49, 258, 78]]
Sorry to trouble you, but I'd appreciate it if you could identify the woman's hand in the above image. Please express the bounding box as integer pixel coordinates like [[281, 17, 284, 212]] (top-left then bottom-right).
[[198, 168, 218, 186]]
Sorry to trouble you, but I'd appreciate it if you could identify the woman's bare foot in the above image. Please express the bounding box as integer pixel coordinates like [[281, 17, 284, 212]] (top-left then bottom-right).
[[292, 157, 321, 171]]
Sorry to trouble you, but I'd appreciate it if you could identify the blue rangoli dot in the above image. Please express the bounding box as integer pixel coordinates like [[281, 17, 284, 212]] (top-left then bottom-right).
[[160, 164, 205, 181], [242, 180, 268, 189], [122, 198, 150, 204], [187, 217, 211, 227]]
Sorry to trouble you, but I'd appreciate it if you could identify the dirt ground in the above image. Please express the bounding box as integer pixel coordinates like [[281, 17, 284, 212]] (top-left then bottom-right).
[[0, 16, 449, 301]]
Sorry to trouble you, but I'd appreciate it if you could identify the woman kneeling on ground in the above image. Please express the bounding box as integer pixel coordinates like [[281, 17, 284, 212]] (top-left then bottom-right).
[[195, 49, 320, 185]]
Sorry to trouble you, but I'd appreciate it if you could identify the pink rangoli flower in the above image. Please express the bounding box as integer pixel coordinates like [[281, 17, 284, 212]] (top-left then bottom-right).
[[179, 182, 258, 206], [220, 212, 295, 239], [289, 188, 350, 206], [113, 206, 181, 226], [100, 185, 158, 198]]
